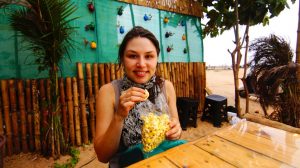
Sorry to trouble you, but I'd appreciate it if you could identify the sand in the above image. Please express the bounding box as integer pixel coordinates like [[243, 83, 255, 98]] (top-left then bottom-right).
[[3, 69, 267, 168]]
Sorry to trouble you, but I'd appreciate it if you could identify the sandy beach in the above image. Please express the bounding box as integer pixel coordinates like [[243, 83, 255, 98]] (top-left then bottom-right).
[[4, 69, 268, 168]]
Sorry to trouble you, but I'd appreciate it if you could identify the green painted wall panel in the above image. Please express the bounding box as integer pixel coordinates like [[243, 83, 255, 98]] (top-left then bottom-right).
[[0, 0, 203, 79], [187, 18, 203, 62]]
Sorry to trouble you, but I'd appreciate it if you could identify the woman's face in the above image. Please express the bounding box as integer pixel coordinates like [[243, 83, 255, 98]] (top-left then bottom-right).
[[123, 37, 158, 84]]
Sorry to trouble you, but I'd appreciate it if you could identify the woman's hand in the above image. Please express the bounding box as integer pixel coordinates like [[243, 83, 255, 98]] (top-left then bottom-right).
[[165, 118, 182, 140], [117, 87, 147, 118]]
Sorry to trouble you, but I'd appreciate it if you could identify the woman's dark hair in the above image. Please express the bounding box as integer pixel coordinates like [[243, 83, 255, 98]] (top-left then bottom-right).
[[118, 26, 160, 65]]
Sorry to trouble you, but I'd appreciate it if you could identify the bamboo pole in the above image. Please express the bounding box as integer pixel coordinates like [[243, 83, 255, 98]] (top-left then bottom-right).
[[105, 64, 111, 83], [166, 63, 170, 81], [170, 63, 176, 88], [111, 63, 115, 81], [25, 80, 34, 151], [177, 63, 181, 96], [66, 77, 75, 145], [0, 90, 4, 137], [93, 63, 99, 98], [193, 63, 199, 99], [201, 63, 206, 111], [163, 63, 169, 80], [86, 63, 95, 140], [72, 77, 81, 146], [120, 65, 124, 78], [99, 64, 105, 87], [156, 63, 161, 77], [180, 63, 185, 97], [176, 63, 181, 97], [196, 63, 201, 110], [173, 63, 178, 96], [159, 63, 165, 78], [180, 63, 184, 97], [8, 79, 20, 154], [116, 64, 121, 79], [77, 62, 88, 144], [32, 79, 41, 152], [0, 91, 4, 156], [59, 78, 68, 143], [185, 63, 189, 97], [39, 79, 48, 154], [45, 79, 55, 157], [189, 63, 194, 98], [17, 80, 28, 153], [1, 80, 13, 155]]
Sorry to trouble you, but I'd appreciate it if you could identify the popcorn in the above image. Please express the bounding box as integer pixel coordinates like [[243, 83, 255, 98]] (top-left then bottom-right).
[[141, 112, 170, 152]]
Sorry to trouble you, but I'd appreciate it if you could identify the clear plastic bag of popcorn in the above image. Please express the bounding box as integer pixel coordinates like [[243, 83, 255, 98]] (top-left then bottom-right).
[[139, 90, 170, 153], [141, 112, 170, 153]]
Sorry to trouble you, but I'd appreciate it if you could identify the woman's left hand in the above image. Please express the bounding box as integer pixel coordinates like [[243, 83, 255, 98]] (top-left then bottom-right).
[[165, 118, 182, 140]]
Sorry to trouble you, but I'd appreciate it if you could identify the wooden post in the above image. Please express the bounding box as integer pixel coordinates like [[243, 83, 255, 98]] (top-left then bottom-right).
[[111, 63, 115, 81], [159, 63, 164, 78], [201, 63, 206, 111], [59, 78, 68, 143], [25, 80, 34, 151], [116, 64, 121, 79], [178, 62, 184, 97], [0, 90, 4, 156], [1, 80, 13, 156], [39, 79, 48, 154], [173, 63, 178, 96], [189, 63, 194, 98], [66, 77, 75, 145], [193, 63, 198, 99], [77, 62, 89, 144], [45, 79, 55, 156], [32, 79, 41, 152], [0, 88, 4, 137], [99, 64, 105, 87], [186, 63, 189, 97], [93, 63, 99, 98], [17, 80, 29, 153], [105, 64, 111, 83], [86, 63, 95, 140], [120, 64, 124, 78], [72, 77, 81, 146], [163, 63, 169, 80], [8, 79, 20, 154]]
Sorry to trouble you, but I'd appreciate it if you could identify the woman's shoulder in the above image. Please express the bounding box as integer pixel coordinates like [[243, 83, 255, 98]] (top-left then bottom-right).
[[164, 79, 174, 88], [98, 83, 115, 97]]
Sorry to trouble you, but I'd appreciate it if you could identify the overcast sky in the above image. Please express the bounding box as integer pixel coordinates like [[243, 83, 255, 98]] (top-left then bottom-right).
[[203, 2, 299, 66]]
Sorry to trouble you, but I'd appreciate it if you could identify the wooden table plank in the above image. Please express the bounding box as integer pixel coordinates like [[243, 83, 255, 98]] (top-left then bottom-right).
[[128, 156, 178, 168], [216, 127, 300, 167], [165, 143, 234, 168], [129, 121, 300, 168], [230, 121, 300, 149], [195, 135, 293, 168]]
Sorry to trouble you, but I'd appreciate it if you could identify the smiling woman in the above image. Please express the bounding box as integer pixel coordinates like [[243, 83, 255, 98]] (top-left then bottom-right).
[[94, 26, 184, 167]]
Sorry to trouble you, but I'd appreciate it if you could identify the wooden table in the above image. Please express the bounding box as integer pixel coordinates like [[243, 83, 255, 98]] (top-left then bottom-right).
[[128, 121, 300, 168]]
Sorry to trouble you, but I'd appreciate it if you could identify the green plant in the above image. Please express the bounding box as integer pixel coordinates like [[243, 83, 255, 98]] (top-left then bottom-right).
[[1, 0, 78, 158], [249, 34, 300, 127], [54, 147, 80, 168]]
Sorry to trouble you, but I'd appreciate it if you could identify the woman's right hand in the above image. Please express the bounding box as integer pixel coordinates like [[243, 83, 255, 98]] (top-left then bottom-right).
[[117, 87, 147, 118]]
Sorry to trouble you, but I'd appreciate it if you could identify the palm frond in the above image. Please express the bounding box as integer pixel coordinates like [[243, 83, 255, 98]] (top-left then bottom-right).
[[249, 34, 300, 127]]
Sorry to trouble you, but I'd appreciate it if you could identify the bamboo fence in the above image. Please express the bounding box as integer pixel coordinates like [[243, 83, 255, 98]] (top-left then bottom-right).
[[0, 62, 206, 156]]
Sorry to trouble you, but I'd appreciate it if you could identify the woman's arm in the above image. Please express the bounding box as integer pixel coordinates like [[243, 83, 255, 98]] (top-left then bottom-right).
[[94, 84, 147, 163], [94, 83, 124, 163], [164, 80, 182, 140]]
